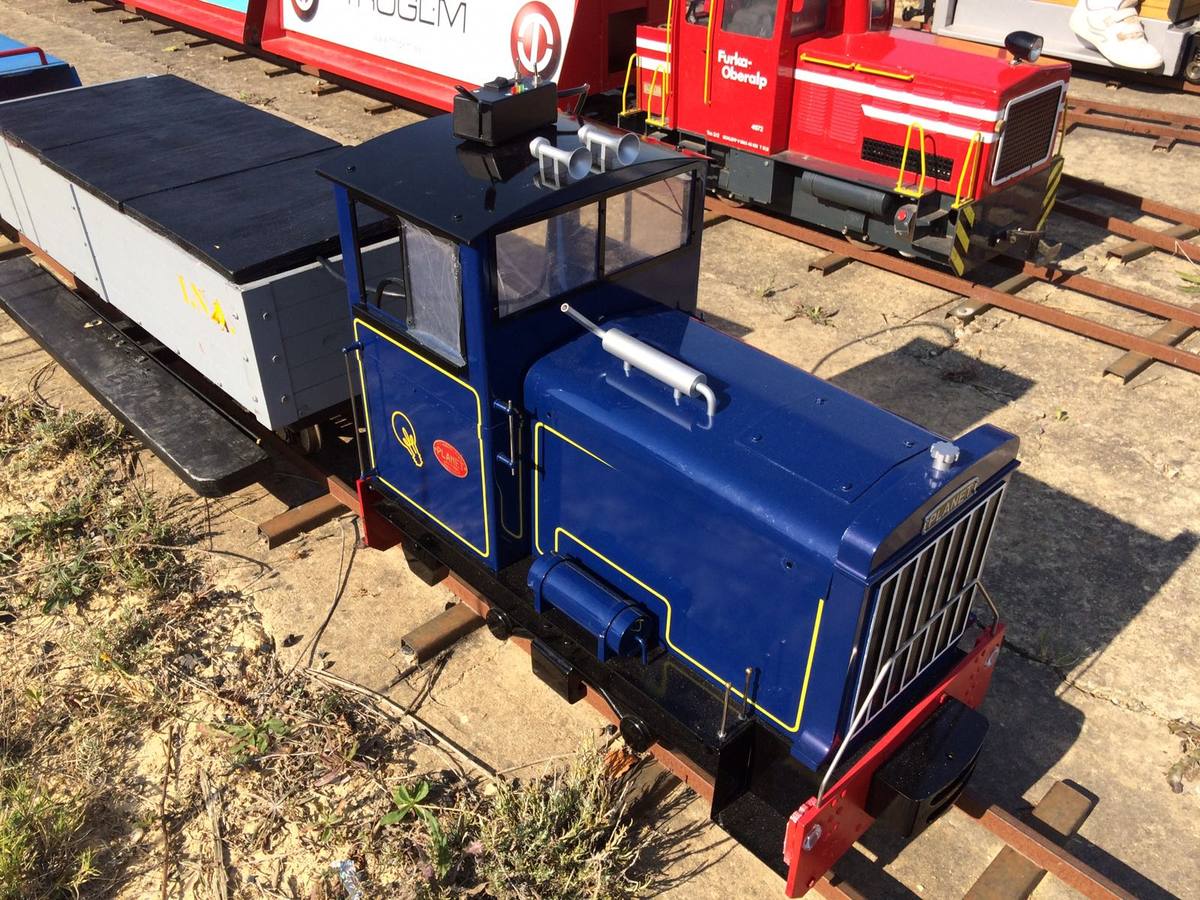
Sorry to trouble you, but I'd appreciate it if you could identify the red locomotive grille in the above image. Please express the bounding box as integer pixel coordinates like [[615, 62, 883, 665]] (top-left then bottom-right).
[[849, 483, 1007, 728], [861, 138, 954, 182], [992, 85, 1063, 183]]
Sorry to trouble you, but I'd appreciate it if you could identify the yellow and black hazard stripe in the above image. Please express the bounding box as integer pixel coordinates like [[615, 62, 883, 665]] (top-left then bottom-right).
[[1036, 156, 1065, 233], [949, 201, 976, 276]]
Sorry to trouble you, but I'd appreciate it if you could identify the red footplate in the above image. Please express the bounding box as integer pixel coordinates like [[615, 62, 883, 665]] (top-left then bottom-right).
[[783, 624, 1006, 896]]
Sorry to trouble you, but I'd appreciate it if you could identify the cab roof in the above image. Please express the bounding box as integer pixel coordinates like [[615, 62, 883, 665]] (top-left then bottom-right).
[[317, 114, 701, 245]]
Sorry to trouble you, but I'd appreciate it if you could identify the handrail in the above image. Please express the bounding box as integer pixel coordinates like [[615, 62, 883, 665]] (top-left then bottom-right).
[[895, 122, 928, 199], [647, 67, 666, 127], [661, 0, 675, 120], [703, 0, 717, 104], [621, 53, 641, 116], [799, 53, 914, 82], [0, 46, 50, 67], [953, 131, 982, 208]]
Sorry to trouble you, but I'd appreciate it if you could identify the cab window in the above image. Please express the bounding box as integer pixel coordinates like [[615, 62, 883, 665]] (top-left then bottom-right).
[[364, 217, 466, 367], [494, 172, 697, 319], [790, 0, 828, 35], [495, 203, 600, 318], [869, 0, 894, 29], [605, 175, 692, 274], [722, 0, 778, 37]]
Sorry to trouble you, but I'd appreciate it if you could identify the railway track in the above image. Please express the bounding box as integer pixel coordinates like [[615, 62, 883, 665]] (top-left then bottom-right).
[[1065, 95, 1200, 151], [705, 183, 1200, 383], [58, 0, 1200, 385]]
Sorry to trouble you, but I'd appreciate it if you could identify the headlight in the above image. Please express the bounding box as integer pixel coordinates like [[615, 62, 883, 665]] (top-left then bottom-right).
[[1004, 31, 1045, 64]]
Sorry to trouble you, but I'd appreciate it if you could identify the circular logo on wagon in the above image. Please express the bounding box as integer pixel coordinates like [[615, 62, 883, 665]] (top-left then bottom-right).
[[291, 0, 318, 22], [432, 440, 469, 479], [510, 2, 563, 79]]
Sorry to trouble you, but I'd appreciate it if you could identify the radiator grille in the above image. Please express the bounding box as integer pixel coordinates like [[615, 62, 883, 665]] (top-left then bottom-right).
[[862, 137, 954, 181], [850, 484, 1007, 727], [993, 85, 1062, 183]]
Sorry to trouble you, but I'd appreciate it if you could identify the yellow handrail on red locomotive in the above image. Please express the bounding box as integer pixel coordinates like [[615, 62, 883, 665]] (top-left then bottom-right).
[[621, 53, 641, 116], [704, 1, 716, 104], [896, 122, 928, 199], [661, 0, 674, 118], [647, 66, 668, 127], [953, 131, 982, 209]]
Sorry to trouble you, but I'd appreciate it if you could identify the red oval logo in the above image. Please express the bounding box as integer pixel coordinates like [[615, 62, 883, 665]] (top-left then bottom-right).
[[433, 440, 469, 479], [511, 2, 563, 79]]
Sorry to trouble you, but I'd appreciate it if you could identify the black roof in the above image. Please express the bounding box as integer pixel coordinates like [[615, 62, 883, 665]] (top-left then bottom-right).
[[317, 114, 701, 245], [0, 75, 385, 284]]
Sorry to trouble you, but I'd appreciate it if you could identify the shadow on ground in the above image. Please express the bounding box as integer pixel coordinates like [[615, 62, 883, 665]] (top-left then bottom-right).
[[822, 338, 1194, 899]]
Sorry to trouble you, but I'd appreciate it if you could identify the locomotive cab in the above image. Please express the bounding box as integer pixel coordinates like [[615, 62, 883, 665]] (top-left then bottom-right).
[[322, 94, 1017, 896]]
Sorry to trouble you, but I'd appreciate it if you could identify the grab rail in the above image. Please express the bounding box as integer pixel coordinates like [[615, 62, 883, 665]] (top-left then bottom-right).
[[953, 131, 983, 208], [895, 122, 928, 199], [621, 53, 641, 116], [0, 46, 50, 67]]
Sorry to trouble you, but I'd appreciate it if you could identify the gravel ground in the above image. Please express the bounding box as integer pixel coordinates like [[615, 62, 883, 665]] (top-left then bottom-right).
[[0, 2, 1198, 897]]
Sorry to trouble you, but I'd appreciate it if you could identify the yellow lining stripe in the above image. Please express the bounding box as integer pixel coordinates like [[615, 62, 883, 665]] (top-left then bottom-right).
[[354, 318, 490, 559], [532, 422, 825, 731], [554, 527, 826, 733], [533, 421, 611, 556]]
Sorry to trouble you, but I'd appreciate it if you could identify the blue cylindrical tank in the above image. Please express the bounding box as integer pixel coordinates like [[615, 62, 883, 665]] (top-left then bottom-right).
[[528, 554, 653, 663]]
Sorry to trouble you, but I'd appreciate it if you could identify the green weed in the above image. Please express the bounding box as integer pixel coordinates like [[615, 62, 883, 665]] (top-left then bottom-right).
[[0, 395, 125, 471], [787, 303, 839, 327], [0, 767, 98, 900], [221, 718, 290, 762]]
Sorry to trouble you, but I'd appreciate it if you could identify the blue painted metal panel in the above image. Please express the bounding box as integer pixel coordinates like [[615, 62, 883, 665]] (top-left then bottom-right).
[[354, 317, 491, 562], [526, 306, 1018, 768]]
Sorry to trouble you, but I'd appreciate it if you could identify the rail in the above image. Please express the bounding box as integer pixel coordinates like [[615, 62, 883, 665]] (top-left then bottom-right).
[[895, 121, 928, 198], [704, 196, 1200, 380], [0, 46, 50, 67], [953, 131, 982, 208]]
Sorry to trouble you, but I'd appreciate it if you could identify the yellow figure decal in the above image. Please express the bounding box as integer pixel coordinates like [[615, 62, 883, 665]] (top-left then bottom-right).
[[391, 411, 424, 467], [177, 276, 235, 334]]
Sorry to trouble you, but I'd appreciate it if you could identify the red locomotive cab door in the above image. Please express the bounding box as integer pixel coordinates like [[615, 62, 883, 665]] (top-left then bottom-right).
[[675, 0, 793, 155]]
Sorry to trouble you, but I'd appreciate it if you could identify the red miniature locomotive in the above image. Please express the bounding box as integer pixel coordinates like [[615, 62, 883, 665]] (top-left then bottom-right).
[[621, 0, 1070, 272]]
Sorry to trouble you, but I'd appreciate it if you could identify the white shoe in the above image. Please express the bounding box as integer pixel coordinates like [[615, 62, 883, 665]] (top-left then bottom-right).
[[1069, 0, 1165, 71]]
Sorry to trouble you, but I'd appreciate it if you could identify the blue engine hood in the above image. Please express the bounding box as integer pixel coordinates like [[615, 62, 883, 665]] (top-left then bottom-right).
[[528, 307, 941, 556]]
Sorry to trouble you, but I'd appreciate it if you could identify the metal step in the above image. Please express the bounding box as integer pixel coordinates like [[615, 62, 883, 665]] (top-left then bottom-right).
[[914, 235, 954, 255], [918, 207, 951, 228], [0, 256, 271, 496]]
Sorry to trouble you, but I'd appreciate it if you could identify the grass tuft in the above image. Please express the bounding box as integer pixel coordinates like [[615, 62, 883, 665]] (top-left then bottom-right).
[[0, 395, 126, 472], [471, 744, 646, 900], [0, 766, 98, 900]]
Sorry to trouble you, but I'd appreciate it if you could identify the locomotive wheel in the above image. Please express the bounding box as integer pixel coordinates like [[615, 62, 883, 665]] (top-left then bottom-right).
[[275, 423, 325, 456], [619, 715, 653, 753], [1187, 55, 1200, 86], [485, 608, 514, 641]]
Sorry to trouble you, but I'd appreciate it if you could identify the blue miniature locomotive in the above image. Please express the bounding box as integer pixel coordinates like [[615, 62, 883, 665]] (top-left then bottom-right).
[[321, 81, 1017, 894]]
